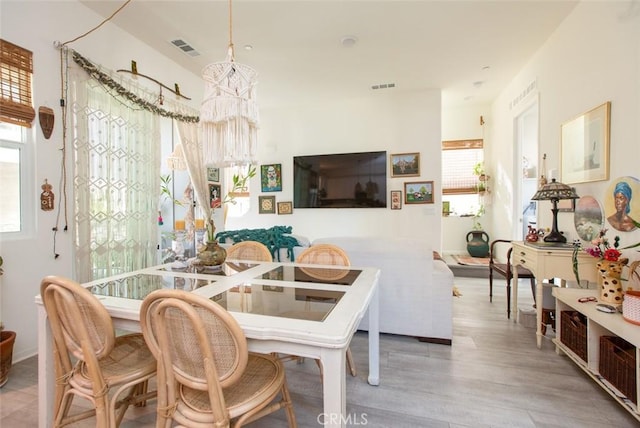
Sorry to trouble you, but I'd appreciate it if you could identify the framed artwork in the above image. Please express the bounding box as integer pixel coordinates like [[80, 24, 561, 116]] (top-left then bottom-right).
[[390, 153, 420, 177], [442, 201, 451, 216], [390, 190, 402, 210], [560, 101, 610, 184], [277, 201, 293, 215], [404, 181, 434, 204], [259, 195, 276, 214], [207, 167, 220, 182], [604, 176, 640, 232], [260, 163, 282, 192], [208, 183, 221, 208], [573, 195, 604, 241]]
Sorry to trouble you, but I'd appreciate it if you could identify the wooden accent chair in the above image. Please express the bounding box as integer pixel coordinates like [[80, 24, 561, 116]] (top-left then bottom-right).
[[488, 239, 536, 319], [226, 240, 273, 262], [40, 276, 157, 428], [296, 244, 357, 377], [140, 289, 297, 428]]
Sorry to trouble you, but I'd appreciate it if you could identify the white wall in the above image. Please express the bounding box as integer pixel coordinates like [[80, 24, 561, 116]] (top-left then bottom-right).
[[0, 0, 201, 361], [227, 90, 444, 244], [490, 2, 640, 255]]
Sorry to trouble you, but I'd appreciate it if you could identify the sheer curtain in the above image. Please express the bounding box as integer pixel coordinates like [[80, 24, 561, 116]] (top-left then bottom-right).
[[69, 61, 160, 282]]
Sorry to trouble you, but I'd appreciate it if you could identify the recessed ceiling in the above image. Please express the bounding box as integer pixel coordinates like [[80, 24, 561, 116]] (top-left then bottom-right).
[[80, 0, 578, 109]]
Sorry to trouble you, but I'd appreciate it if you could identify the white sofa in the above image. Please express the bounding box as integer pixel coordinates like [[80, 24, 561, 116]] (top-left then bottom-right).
[[312, 237, 454, 344]]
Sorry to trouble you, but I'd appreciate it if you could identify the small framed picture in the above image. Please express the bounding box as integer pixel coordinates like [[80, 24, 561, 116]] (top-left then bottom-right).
[[259, 195, 276, 214], [209, 183, 221, 208], [390, 153, 420, 177], [261, 164, 282, 192], [390, 191, 402, 210], [278, 201, 293, 215], [207, 167, 220, 182], [404, 181, 434, 204]]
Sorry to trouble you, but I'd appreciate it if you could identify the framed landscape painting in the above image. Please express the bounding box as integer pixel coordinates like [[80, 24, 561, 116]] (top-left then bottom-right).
[[390, 153, 420, 177], [404, 181, 434, 204]]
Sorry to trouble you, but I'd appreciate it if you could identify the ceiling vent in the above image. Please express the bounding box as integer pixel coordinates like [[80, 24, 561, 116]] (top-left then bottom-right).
[[170, 39, 200, 57], [371, 83, 396, 90]]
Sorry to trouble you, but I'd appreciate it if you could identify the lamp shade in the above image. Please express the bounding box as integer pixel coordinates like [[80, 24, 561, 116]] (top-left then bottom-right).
[[531, 178, 579, 201]]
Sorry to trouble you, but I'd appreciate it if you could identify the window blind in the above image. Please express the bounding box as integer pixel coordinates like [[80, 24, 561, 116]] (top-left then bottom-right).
[[0, 39, 35, 127], [441, 139, 483, 194]]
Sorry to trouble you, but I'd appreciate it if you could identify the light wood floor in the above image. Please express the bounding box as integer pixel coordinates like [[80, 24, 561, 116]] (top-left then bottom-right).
[[2, 276, 638, 427]]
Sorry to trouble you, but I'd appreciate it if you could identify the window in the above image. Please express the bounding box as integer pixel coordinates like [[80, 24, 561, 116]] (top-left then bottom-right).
[[0, 122, 32, 235], [441, 139, 484, 216], [0, 39, 35, 127]]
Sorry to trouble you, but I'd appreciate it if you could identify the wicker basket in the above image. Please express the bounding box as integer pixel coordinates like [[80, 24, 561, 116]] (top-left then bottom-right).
[[560, 311, 587, 361], [622, 290, 640, 325], [599, 336, 637, 404]]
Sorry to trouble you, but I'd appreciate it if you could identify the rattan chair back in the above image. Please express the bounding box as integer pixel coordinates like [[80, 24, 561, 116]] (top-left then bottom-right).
[[140, 289, 297, 427], [226, 240, 273, 262], [296, 244, 350, 266], [40, 275, 156, 427]]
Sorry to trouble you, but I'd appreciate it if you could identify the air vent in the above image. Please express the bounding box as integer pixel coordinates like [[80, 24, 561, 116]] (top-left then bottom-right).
[[170, 39, 200, 57], [371, 83, 396, 90]]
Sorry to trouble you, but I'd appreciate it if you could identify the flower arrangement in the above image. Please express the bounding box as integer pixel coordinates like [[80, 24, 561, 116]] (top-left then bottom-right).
[[572, 228, 621, 286]]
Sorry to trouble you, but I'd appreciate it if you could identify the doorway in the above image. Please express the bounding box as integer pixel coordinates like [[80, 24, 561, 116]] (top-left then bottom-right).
[[514, 100, 539, 240]]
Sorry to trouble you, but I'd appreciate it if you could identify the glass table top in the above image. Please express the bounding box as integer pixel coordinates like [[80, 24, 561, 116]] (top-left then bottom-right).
[[90, 273, 213, 300], [157, 260, 260, 276], [260, 265, 361, 285], [209, 284, 345, 321]]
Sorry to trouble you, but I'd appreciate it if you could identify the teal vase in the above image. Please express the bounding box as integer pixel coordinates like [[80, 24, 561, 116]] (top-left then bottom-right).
[[466, 230, 490, 258]]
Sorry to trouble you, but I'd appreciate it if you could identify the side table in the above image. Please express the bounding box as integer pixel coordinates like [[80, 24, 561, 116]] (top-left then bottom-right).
[[511, 241, 599, 348]]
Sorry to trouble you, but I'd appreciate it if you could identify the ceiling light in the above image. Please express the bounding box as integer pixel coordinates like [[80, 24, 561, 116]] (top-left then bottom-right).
[[200, 0, 258, 167], [341, 35, 358, 47]]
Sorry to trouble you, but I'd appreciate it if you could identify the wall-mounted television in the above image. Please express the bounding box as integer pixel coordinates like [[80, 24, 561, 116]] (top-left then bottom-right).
[[293, 151, 387, 208]]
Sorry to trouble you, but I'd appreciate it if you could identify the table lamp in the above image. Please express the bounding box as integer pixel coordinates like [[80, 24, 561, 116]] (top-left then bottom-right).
[[531, 178, 579, 243]]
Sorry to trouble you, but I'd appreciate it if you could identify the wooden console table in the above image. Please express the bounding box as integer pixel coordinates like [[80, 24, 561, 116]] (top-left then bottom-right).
[[511, 241, 599, 348]]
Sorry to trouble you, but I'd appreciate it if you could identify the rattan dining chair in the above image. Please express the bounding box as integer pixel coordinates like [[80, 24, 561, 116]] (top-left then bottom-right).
[[40, 275, 157, 428], [296, 244, 357, 377], [140, 289, 297, 428], [488, 239, 536, 319], [226, 240, 273, 262]]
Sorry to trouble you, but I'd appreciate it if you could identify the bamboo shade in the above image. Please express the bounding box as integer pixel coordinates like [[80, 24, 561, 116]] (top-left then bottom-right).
[[0, 39, 35, 127], [441, 139, 484, 194]]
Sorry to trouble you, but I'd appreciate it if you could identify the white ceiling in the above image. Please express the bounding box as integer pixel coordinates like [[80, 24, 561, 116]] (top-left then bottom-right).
[[80, 0, 578, 108]]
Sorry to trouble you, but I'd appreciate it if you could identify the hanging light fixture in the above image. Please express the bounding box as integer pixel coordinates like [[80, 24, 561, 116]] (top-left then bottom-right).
[[166, 143, 187, 171], [200, 0, 258, 167]]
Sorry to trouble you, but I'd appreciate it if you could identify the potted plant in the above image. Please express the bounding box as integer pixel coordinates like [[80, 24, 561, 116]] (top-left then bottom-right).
[[473, 161, 489, 194], [0, 256, 16, 388]]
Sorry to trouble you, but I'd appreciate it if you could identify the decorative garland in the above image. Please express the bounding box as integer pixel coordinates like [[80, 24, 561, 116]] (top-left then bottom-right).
[[72, 50, 199, 123]]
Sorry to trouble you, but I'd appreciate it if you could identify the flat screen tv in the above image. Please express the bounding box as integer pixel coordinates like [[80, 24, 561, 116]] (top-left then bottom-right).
[[293, 151, 387, 208]]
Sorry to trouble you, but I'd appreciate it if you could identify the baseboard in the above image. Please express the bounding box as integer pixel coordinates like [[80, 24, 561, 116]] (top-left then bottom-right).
[[416, 336, 452, 346]]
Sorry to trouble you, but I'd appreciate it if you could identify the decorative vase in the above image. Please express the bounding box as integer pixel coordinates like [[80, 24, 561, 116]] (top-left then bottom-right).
[[0, 330, 16, 388], [466, 230, 490, 258], [596, 258, 628, 304], [193, 241, 227, 267]]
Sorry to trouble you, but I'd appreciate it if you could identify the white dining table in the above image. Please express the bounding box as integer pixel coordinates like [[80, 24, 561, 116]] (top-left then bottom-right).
[[36, 259, 380, 428]]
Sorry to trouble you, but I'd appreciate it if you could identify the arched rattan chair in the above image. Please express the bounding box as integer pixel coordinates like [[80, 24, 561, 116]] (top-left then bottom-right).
[[296, 244, 357, 377], [226, 240, 273, 262], [140, 289, 297, 428], [488, 239, 536, 318], [40, 275, 157, 428]]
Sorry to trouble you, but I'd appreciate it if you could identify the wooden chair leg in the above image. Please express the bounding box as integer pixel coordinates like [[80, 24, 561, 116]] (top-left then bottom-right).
[[506, 277, 511, 319], [489, 270, 494, 302], [346, 348, 356, 377]]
